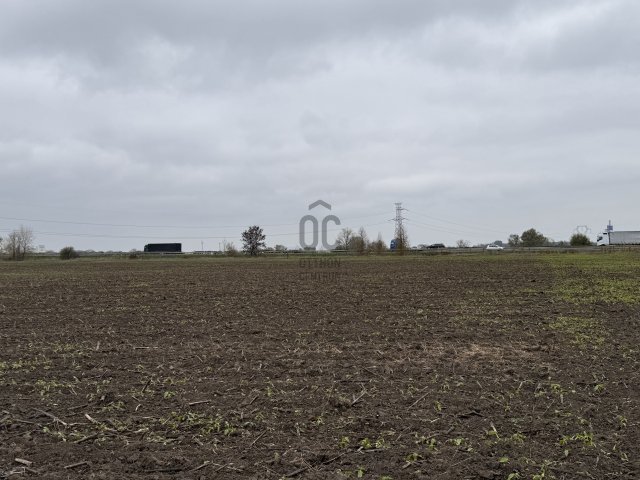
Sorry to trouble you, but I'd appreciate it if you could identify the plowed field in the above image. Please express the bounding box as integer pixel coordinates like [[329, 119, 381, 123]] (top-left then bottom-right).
[[1, 253, 639, 479]]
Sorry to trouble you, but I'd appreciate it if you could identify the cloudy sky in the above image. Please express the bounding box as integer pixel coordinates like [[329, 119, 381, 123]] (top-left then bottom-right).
[[1, 0, 638, 251]]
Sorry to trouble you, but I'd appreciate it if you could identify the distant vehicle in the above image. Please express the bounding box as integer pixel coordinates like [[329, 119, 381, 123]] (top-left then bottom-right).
[[144, 243, 182, 253], [427, 243, 446, 249], [596, 231, 640, 246], [486, 244, 504, 251]]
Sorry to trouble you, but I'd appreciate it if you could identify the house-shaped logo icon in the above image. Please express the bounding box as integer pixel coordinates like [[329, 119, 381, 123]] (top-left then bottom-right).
[[300, 200, 340, 250], [308, 200, 331, 210]]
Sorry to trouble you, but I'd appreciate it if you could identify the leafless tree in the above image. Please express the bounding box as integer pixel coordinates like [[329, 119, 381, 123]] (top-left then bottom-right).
[[3, 231, 18, 259], [352, 226, 370, 255], [335, 228, 355, 250], [370, 233, 387, 255], [395, 224, 409, 255], [2, 226, 34, 260], [18, 226, 34, 259], [223, 240, 238, 256], [456, 239, 471, 248]]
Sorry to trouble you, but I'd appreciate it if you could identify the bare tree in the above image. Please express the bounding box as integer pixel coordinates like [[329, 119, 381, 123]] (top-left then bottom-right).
[[370, 233, 387, 255], [17, 226, 34, 260], [395, 224, 409, 255], [2, 226, 34, 260], [223, 240, 238, 256], [334, 228, 355, 250], [456, 239, 471, 248], [4, 231, 20, 260], [3, 232, 14, 259], [352, 226, 370, 255]]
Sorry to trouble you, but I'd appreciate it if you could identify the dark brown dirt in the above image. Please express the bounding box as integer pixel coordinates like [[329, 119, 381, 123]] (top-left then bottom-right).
[[1, 255, 638, 479]]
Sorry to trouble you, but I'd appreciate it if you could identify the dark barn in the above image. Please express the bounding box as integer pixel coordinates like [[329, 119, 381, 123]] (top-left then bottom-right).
[[143, 243, 182, 253]]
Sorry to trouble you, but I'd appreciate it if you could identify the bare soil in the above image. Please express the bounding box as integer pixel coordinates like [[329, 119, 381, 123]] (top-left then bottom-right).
[[1, 255, 639, 479]]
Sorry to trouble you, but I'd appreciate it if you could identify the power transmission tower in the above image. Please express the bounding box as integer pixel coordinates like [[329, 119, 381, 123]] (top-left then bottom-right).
[[574, 225, 591, 235], [393, 202, 407, 240]]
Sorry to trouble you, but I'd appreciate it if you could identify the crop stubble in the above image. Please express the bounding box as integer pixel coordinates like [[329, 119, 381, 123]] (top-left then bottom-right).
[[1, 254, 639, 479]]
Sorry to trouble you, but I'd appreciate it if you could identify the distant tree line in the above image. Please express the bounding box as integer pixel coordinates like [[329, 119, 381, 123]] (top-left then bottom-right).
[[334, 227, 388, 254], [507, 228, 593, 247]]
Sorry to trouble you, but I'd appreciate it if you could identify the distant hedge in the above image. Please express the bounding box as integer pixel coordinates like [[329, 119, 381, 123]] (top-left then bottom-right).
[[59, 246, 79, 260], [570, 233, 592, 246]]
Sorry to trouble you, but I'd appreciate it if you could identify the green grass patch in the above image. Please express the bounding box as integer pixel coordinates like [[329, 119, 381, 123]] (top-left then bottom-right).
[[549, 316, 607, 348], [544, 252, 640, 305]]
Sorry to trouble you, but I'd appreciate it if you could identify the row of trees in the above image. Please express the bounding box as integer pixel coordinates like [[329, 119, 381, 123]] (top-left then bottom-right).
[[334, 227, 389, 254], [239, 225, 594, 256], [506, 228, 592, 247], [1, 226, 79, 260], [239, 225, 391, 256], [1, 224, 591, 260]]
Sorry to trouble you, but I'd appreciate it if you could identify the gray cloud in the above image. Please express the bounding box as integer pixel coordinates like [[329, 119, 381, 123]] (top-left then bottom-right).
[[1, 0, 639, 251]]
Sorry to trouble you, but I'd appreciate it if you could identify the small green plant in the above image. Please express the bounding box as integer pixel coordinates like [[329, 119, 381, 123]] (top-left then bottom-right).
[[532, 462, 548, 480], [99, 401, 125, 412], [486, 423, 500, 439], [35, 379, 71, 397], [617, 415, 628, 427], [559, 431, 594, 447], [223, 421, 236, 436], [265, 383, 275, 397], [42, 426, 67, 441], [550, 383, 563, 394], [338, 436, 350, 448], [405, 452, 422, 463], [163, 390, 176, 399], [360, 437, 373, 449]]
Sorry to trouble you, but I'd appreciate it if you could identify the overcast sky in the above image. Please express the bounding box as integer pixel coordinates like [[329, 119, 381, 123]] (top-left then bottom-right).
[[1, 0, 639, 251]]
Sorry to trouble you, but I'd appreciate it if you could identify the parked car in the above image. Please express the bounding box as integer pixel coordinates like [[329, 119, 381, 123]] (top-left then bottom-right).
[[486, 244, 504, 251], [427, 243, 446, 249]]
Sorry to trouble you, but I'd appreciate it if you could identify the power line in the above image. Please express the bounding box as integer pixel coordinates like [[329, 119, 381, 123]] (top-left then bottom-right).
[[405, 209, 510, 236], [8, 220, 392, 241], [404, 219, 489, 237], [0, 212, 390, 230]]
